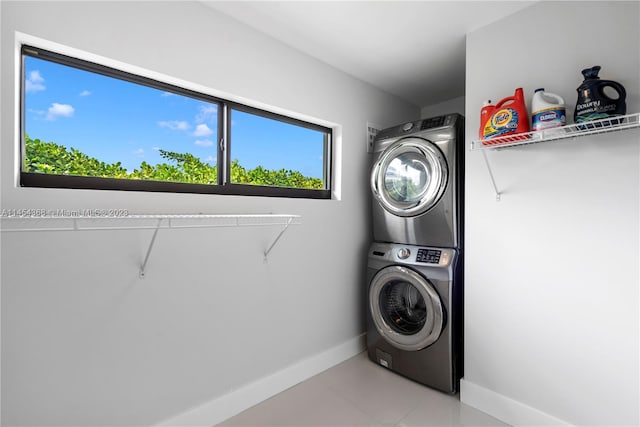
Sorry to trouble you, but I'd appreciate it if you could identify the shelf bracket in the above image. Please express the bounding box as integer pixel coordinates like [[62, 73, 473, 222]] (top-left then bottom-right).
[[264, 217, 294, 261], [481, 150, 501, 201], [139, 218, 163, 279]]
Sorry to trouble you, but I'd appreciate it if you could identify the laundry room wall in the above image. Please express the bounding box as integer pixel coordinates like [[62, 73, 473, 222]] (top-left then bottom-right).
[[463, 2, 639, 426], [420, 95, 465, 118], [0, 2, 418, 426]]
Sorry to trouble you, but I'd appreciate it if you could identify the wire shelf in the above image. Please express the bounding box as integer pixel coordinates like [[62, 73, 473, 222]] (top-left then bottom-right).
[[470, 112, 640, 150], [0, 213, 302, 275], [470, 112, 640, 201], [0, 213, 301, 232]]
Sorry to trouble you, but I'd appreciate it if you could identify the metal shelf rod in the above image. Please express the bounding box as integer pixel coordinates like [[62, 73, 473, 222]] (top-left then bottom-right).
[[139, 218, 163, 279], [264, 216, 294, 261], [481, 150, 501, 201]]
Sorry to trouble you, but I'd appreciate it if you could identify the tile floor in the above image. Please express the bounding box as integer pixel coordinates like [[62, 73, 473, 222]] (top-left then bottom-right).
[[219, 352, 508, 427]]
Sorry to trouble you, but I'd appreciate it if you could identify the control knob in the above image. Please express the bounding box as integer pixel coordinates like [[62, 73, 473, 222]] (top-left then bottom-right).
[[397, 248, 411, 259], [402, 122, 414, 132]]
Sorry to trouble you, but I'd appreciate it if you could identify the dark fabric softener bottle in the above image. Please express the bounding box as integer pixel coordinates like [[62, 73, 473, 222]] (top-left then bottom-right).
[[574, 65, 626, 126]]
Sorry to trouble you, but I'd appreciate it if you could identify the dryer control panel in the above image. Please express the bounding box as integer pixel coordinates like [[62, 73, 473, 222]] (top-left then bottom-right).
[[420, 115, 446, 130]]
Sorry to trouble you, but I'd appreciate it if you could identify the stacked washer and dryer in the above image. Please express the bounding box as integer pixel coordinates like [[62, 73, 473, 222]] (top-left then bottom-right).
[[366, 114, 465, 394]]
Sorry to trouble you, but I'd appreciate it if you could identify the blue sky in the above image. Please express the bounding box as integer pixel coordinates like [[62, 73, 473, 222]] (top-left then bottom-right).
[[24, 56, 325, 179]]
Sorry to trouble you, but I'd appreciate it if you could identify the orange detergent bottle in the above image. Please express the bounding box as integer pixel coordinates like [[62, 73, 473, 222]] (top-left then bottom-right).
[[478, 100, 495, 139], [482, 88, 530, 145]]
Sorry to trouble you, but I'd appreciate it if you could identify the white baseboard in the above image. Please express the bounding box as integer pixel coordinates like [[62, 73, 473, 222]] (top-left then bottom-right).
[[460, 379, 573, 426], [155, 334, 366, 427]]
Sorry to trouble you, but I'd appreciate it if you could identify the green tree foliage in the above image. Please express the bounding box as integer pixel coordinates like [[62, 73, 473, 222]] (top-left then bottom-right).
[[24, 135, 323, 189], [127, 150, 218, 184], [25, 135, 129, 178]]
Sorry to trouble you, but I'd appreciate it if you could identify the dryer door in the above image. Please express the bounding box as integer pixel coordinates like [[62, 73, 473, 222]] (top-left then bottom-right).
[[371, 137, 448, 217], [369, 265, 444, 351]]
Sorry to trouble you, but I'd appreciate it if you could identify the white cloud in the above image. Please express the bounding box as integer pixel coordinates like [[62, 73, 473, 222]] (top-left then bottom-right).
[[29, 70, 44, 83], [28, 108, 45, 116], [46, 103, 74, 121], [194, 139, 214, 147], [196, 105, 217, 123], [193, 124, 213, 137], [26, 70, 46, 93], [133, 148, 144, 156], [158, 120, 190, 131], [161, 92, 175, 97], [79, 90, 91, 97], [204, 156, 215, 163]]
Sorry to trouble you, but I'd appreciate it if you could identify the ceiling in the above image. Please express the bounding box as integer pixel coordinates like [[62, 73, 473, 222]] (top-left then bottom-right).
[[202, 1, 535, 108]]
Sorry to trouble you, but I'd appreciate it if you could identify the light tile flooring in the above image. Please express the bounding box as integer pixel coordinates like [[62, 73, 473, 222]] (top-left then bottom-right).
[[219, 352, 508, 427]]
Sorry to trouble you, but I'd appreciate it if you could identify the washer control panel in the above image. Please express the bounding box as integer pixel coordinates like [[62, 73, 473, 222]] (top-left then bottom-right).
[[371, 243, 454, 267], [416, 248, 441, 264]]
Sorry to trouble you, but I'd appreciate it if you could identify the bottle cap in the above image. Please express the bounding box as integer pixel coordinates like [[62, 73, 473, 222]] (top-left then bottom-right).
[[581, 66, 601, 79]]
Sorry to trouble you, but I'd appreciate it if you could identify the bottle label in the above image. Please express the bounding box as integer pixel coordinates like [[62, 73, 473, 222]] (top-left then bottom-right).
[[483, 108, 519, 139], [575, 100, 621, 123], [532, 107, 566, 131], [576, 113, 613, 123]]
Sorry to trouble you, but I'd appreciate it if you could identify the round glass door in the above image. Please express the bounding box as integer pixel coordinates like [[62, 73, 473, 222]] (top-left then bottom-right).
[[371, 138, 448, 217], [369, 265, 444, 351]]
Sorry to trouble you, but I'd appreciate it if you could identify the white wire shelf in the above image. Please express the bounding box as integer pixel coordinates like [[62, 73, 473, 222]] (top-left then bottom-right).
[[0, 213, 302, 277], [0, 213, 301, 232], [470, 112, 640, 150], [470, 112, 640, 201]]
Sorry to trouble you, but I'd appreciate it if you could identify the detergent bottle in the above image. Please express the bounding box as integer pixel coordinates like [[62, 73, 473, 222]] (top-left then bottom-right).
[[531, 88, 566, 131], [478, 100, 495, 139], [482, 88, 530, 142], [575, 65, 626, 124]]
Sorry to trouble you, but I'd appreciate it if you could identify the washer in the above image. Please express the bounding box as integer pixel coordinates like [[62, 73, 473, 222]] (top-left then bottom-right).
[[371, 114, 464, 248], [366, 241, 463, 394]]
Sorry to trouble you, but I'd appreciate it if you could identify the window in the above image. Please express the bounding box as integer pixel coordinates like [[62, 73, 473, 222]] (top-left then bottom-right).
[[20, 45, 332, 199]]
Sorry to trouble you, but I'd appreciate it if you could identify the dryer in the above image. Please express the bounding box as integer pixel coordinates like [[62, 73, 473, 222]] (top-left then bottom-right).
[[366, 241, 463, 394], [371, 114, 464, 248]]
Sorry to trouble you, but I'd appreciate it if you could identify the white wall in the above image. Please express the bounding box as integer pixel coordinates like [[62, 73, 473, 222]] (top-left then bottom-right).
[[462, 2, 639, 426], [0, 2, 418, 426], [421, 95, 465, 118]]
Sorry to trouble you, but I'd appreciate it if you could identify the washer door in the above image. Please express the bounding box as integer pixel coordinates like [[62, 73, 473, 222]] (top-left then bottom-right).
[[369, 265, 444, 351], [371, 138, 448, 217]]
